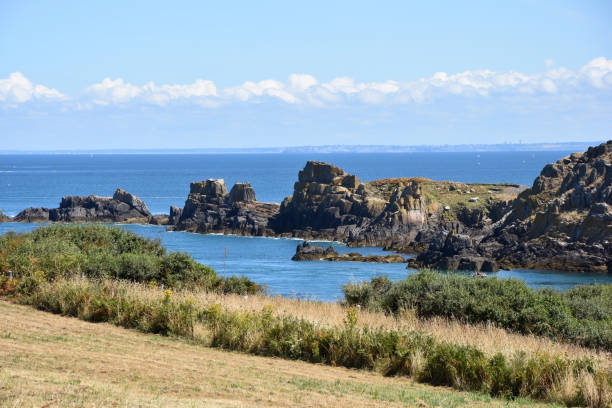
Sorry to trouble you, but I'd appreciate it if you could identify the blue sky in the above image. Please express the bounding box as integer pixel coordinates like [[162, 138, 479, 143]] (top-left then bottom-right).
[[1, 0, 611, 149]]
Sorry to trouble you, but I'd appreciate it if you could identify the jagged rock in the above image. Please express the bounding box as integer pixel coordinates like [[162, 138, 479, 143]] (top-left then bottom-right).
[[175, 179, 279, 235], [292, 241, 338, 260], [0, 210, 10, 222], [14, 207, 51, 222], [168, 205, 183, 225], [292, 241, 406, 263], [14, 189, 152, 223], [229, 182, 257, 203], [483, 140, 612, 272]]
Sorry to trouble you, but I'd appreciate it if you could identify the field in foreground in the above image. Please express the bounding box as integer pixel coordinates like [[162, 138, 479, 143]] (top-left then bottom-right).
[[0, 301, 558, 408]]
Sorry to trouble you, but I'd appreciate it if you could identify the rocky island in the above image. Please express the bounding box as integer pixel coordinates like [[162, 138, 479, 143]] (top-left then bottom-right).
[[12, 189, 157, 224], [3, 141, 610, 273], [292, 241, 407, 263]]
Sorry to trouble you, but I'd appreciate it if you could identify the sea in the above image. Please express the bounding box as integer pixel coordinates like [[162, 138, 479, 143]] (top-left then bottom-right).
[[1, 152, 610, 301]]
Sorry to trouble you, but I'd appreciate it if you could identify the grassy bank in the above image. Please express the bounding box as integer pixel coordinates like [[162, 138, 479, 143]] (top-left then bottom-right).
[[0, 224, 261, 294], [2, 277, 610, 407], [0, 301, 559, 408], [343, 273, 612, 351]]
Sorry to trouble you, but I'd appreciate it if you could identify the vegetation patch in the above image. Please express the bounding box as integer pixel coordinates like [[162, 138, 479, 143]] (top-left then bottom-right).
[[343, 272, 612, 351], [0, 224, 262, 294], [1, 277, 610, 407]]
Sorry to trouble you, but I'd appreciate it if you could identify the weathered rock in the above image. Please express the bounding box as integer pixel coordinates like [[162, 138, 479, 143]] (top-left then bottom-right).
[[168, 205, 183, 225], [229, 182, 257, 203], [291, 241, 338, 260], [14, 207, 51, 222], [0, 210, 10, 222], [292, 241, 406, 263], [149, 214, 170, 225], [483, 140, 612, 272], [175, 180, 279, 236], [14, 189, 152, 223]]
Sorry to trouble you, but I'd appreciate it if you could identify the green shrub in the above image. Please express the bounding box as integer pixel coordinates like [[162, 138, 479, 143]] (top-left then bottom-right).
[[343, 271, 612, 351], [0, 224, 261, 295]]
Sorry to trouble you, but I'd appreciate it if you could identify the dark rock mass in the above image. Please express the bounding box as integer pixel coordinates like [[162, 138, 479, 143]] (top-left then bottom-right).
[[168, 205, 183, 225], [14, 189, 152, 223], [13, 207, 51, 222], [174, 179, 279, 235], [0, 210, 11, 222], [411, 140, 612, 273], [292, 241, 407, 263]]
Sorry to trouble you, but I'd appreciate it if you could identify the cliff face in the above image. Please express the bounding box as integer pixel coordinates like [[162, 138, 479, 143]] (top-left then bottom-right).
[[14, 189, 152, 223], [174, 180, 279, 235], [486, 141, 612, 272], [271, 161, 387, 240], [410, 141, 612, 273]]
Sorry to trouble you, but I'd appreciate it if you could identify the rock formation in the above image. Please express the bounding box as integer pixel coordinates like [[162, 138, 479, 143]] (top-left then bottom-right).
[[174, 179, 279, 235], [411, 141, 612, 273], [292, 241, 407, 263], [0, 210, 11, 222], [487, 141, 612, 272], [14, 189, 153, 223]]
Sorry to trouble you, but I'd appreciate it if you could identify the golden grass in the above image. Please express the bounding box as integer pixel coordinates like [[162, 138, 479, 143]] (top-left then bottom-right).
[[0, 300, 559, 408], [55, 278, 609, 368], [191, 291, 611, 367]]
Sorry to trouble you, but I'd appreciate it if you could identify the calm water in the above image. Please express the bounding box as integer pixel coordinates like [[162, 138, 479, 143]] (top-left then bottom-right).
[[1, 152, 610, 300], [0, 151, 571, 216]]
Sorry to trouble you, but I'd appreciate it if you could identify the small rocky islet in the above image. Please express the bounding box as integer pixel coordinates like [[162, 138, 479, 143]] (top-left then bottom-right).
[[2, 141, 611, 273]]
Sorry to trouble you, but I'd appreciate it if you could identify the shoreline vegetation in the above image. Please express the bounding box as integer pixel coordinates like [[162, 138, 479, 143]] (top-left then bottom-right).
[[1, 225, 611, 407], [0, 301, 563, 408]]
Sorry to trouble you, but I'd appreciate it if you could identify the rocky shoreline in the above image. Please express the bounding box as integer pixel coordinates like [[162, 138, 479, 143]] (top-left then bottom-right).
[[1, 141, 610, 273]]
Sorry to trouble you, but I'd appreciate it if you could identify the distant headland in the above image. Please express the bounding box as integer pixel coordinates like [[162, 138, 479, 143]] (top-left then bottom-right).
[[0, 141, 604, 155]]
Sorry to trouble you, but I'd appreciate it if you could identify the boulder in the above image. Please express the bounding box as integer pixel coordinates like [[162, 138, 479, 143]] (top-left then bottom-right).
[[14, 207, 50, 222], [229, 182, 257, 203], [168, 205, 183, 225]]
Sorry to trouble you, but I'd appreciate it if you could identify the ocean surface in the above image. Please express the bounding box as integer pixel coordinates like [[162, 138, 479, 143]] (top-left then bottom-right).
[[1, 152, 610, 300]]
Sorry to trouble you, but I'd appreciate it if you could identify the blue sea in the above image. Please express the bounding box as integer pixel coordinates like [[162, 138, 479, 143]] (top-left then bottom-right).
[[1, 152, 610, 300]]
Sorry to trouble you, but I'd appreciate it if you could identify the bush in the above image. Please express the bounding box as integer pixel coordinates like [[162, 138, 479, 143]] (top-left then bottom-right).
[[343, 271, 612, 350], [0, 224, 262, 295]]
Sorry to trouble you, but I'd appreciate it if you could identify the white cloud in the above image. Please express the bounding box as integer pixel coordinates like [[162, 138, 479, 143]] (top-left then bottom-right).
[[0, 72, 65, 105], [2, 57, 612, 109]]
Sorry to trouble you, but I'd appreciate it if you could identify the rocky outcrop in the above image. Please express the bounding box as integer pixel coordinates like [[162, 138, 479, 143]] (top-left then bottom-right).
[[411, 141, 612, 273], [485, 141, 612, 272], [174, 179, 279, 235], [14, 189, 153, 223], [292, 241, 407, 263], [272, 161, 387, 241], [229, 182, 257, 203], [0, 210, 11, 222], [13, 207, 51, 222], [168, 205, 183, 225]]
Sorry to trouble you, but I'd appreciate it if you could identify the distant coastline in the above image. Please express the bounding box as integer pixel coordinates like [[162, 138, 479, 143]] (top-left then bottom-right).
[[0, 141, 603, 155]]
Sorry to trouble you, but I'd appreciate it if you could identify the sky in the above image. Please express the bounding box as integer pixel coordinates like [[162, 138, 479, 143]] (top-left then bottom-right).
[[1, 0, 611, 150]]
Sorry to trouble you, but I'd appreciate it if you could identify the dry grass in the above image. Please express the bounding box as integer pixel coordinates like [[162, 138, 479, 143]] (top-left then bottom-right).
[[163, 288, 611, 368], [37, 278, 607, 367], [0, 300, 558, 408]]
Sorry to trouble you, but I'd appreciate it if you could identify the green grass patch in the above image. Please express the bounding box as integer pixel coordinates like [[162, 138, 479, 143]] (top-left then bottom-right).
[[343, 272, 612, 351]]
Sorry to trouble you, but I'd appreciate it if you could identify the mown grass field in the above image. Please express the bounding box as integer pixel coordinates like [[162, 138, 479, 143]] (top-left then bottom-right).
[[0, 300, 558, 408]]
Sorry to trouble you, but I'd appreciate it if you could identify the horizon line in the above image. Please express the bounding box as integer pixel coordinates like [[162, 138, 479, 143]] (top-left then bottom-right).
[[0, 140, 605, 155]]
